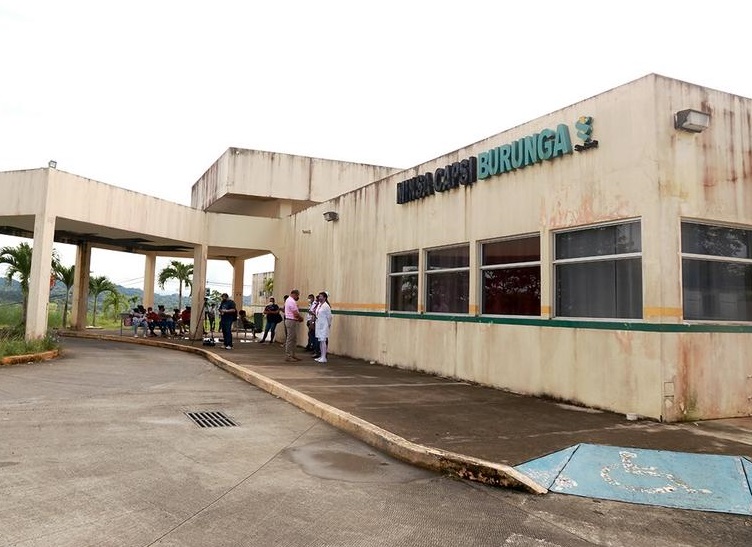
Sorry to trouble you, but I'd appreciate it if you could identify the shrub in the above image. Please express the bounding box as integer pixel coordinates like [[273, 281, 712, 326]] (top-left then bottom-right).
[[0, 329, 59, 359]]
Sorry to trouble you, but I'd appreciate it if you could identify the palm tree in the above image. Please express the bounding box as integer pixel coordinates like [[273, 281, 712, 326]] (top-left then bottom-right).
[[0, 242, 60, 325], [55, 264, 75, 328], [89, 275, 116, 326], [157, 260, 193, 310], [102, 290, 129, 320], [263, 276, 273, 298]]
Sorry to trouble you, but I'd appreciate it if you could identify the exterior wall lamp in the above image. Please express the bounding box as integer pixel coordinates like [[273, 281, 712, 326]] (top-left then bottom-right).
[[674, 109, 710, 132], [323, 211, 339, 222], [48, 160, 57, 168]]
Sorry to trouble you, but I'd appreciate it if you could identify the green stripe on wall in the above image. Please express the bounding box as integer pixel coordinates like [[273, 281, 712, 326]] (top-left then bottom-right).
[[330, 310, 752, 333]]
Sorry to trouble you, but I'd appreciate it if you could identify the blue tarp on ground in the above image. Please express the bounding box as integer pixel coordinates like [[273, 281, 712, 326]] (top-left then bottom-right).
[[515, 443, 752, 515]]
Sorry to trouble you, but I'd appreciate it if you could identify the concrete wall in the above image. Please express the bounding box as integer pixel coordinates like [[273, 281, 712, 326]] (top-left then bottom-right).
[[274, 74, 752, 422]]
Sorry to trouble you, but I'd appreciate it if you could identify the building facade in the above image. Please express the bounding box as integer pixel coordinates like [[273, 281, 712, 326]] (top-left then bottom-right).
[[272, 74, 752, 423], [2, 74, 750, 422]]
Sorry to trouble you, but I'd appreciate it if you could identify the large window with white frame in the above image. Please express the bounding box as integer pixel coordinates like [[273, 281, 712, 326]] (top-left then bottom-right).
[[554, 220, 642, 319], [681, 221, 752, 321], [480, 235, 541, 315], [388, 252, 419, 312], [425, 245, 469, 313]]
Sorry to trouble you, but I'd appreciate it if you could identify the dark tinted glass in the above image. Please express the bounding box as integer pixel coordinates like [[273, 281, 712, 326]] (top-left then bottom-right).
[[426, 271, 469, 313], [556, 258, 642, 318], [390, 253, 418, 274], [682, 259, 752, 320], [389, 274, 418, 312], [482, 266, 541, 315], [482, 237, 540, 266], [426, 246, 469, 270], [556, 222, 641, 260], [681, 223, 752, 259]]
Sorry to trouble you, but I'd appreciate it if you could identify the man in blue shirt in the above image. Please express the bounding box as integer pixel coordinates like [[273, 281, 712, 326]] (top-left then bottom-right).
[[218, 293, 238, 349]]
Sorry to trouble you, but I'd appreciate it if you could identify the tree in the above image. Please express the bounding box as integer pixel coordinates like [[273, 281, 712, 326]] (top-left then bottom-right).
[[55, 264, 75, 328], [0, 242, 60, 326], [89, 275, 116, 326], [102, 290, 129, 320], [158, 260, 193, 310], [263, 276, 274, 298]]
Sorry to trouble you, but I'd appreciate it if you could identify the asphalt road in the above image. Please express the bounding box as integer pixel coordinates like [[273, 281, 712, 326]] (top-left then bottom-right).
[[0, 338, 750, 546]]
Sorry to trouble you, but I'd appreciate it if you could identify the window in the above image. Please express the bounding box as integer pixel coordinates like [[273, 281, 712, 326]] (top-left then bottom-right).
[[388, 252, 418, 312], [425, 245, 469, 313], [481, 236, 540, 315], [554, 221, 642, 319], [681, 222, 752, 321]]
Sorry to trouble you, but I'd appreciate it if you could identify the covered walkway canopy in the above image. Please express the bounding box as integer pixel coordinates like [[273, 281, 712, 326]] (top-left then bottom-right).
[[0, 149, 398, 339]]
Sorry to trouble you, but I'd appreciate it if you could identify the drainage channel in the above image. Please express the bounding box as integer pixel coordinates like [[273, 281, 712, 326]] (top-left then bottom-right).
[[185, 411, 238, 428]]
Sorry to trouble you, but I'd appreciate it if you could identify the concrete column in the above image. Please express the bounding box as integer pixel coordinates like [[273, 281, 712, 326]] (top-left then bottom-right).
[[143, 253, 156, 307], [70, 242, 91, 330], [231, 257, 245, 311], [25, 212, 56, 340], [190, 244, 208, 340]]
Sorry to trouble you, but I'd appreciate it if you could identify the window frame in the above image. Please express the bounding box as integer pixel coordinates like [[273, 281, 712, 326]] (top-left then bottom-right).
[[552, 218, 643, 320], [680, 219, 752, 323], [423, 243, 470, 314], [479, 233, 541, 317], [387, 250, 420, 313]]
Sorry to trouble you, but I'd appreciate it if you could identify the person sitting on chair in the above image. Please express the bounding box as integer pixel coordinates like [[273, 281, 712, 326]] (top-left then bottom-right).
[[237, 309, 257, 340]]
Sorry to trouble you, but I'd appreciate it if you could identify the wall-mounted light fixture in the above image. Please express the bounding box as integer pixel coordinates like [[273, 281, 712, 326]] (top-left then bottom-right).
[[48, 160, 57, 168], [675, 109, 710, 133], [323, 211, 339, 222]]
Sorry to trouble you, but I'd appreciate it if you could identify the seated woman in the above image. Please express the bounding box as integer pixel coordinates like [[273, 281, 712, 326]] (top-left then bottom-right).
[[178, 306, 191, 335], [131, 306, 149, 338]]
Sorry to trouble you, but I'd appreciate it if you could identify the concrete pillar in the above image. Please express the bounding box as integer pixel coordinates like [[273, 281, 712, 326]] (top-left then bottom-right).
[[143, 253, 156, 307], [190, 244, 208, 340], [231, 257, 245, 311], [25, 212, 56, 340], [70, 242, 91, 330]]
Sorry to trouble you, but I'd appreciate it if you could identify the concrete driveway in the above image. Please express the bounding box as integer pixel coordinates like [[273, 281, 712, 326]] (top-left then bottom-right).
[[1, 338, 751, 547]]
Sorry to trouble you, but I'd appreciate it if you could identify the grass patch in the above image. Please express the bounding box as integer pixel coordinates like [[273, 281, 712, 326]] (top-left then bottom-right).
[[0, 329, 59, 359]]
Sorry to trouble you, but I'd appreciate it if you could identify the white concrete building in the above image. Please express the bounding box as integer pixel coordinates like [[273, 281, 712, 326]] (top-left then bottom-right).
[[2, 74, 751, 422]]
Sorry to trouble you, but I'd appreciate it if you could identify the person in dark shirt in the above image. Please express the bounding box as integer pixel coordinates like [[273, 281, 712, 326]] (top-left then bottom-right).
[[218, 293, 237, 349], [260, 297, 282, 343]]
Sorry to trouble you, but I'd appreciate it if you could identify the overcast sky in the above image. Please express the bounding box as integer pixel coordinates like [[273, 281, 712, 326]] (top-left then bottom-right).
[[1, 0, 750, 294]]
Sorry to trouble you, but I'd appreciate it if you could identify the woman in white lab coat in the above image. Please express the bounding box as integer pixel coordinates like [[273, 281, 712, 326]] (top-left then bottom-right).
[[314, 291, 332, 364]]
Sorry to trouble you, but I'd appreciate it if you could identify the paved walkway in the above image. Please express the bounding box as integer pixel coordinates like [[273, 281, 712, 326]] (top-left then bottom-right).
[[61, 330, 752, 513]]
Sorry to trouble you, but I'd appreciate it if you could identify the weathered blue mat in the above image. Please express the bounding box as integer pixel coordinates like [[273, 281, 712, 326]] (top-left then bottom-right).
[[515, 443, 752, 515]]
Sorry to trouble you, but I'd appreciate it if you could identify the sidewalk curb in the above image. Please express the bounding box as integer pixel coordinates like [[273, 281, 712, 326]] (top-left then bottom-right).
[[59, 331, 546, 494], [1, 349, 61, 366]]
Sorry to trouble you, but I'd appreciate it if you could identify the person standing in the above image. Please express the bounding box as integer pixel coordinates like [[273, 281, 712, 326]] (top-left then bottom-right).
[[218, 293, 238, 350], [260, 297, 282, 343], [314, 291, 332, 364], [206, 303, 216, 332], [283, 289, 304, 362], [305, 293, 318, 352]]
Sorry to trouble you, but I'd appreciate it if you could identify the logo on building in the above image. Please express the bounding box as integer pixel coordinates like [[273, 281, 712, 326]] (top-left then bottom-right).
[[574, 116, 598, 151]]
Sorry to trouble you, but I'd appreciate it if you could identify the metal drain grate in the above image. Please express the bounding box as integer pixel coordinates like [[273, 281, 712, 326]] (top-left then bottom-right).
[[185, 411, 238, 428]]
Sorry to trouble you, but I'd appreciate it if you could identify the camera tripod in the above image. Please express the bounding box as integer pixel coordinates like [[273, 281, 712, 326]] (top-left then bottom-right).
[[190, 298, 216, 347]]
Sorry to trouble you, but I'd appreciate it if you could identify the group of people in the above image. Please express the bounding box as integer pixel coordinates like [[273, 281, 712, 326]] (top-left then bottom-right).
[[128, 290, 332, 363], [130, 304, 191, 338], [282, 289, 332, 364]]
